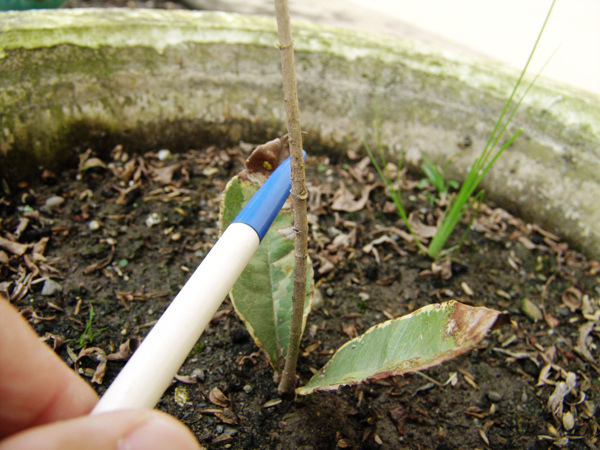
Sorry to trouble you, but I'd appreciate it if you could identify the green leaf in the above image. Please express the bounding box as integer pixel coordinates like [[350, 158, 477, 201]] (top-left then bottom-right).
[[297, 301, 507, 395], [220, 175, 313, 372]]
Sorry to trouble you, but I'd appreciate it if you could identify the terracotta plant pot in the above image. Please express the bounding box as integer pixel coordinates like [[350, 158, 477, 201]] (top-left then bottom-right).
[[1, 9, 598, 258]]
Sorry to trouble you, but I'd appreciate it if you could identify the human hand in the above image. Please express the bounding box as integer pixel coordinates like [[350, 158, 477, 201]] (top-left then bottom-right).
[[0, 300, 200, 450]]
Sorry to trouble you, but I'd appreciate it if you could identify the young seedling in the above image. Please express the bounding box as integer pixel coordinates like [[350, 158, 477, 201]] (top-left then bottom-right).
[[221, 153, 507, 397], [274, 0, 309, 396], [65, 302, 106, 349]]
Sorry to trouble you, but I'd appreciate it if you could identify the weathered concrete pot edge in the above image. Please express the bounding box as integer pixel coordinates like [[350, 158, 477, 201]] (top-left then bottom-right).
[[1, 9, 599, 259]]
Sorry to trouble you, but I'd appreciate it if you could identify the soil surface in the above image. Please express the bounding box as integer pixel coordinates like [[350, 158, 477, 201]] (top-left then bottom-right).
[[1, 141, 599, 449]]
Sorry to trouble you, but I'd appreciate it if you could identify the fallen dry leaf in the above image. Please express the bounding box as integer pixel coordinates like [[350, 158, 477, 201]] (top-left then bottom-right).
[[107, 339, 135, 361], [0, 236, 29, 256], [431, 258, 452, 280], [209, 386, 230, 407], [548, 371, 577, 419], [150, 163, 182, 184], [76, 347, 107, 384], [244, 135, 289, 176], [175, 368, 205, 384], [575, 322, 596, 364], [214, 408, 238, 425], [408, 212, 438, 240], [41, 332, 65, 350], [561, 286, 582, 313], [331, 182, 378, 213], [342, 322, 358, 339]]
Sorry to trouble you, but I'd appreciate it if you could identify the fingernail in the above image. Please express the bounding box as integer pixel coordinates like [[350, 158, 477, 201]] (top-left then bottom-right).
[[119, 416, 200, 450]]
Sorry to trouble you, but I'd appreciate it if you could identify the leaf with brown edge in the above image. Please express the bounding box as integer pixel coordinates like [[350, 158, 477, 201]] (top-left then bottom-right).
[[297, 301, 509, 395]]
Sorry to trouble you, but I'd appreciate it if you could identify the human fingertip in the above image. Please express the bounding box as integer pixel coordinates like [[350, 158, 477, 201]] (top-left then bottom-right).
[[118, 413, 201, 450]]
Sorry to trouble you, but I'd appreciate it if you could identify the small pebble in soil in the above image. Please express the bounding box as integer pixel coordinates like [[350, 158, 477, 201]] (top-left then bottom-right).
[[223, 426, 238, 436], [158, 149, 172, 161], [145, 213, 161, 228], [243, 384, 253, 394], [487, 391, 503, 403], [40, 195, 64, 214], [88, 220, 101, 231], [41, 279, 63, 296]]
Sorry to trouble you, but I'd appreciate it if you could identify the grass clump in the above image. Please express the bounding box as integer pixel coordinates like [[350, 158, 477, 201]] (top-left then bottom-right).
[[361, 0, 555, 259]]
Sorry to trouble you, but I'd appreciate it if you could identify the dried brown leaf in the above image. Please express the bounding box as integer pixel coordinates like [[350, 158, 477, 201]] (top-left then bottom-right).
[[0, 236, 29, 256], [32, 237, 49, 258], [215, 408, 238, 425], [331, 183, 378, 213], [561, 286, 582, 313], [431, 258, 452, 280], [80, 157, 107, 172], [209, 387, 230, 407], [76, 347, 107, 385], [548, 372, 577, 419], [316, 255, 335, 275], [41, 332, 65, 350], [575, 322, 596, 364], [0, 250, 9, 266], [151, 163, 182, 185], [517, 235, 537, 250], [363, 236, 407, 262], [107, 339, 134, 361], [342, 322, 358, 339], [244, 136, 289, 176], [408, 212, 438, 240]]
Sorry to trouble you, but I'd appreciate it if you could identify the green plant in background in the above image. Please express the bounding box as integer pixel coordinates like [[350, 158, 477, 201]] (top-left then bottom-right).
[[358, 118, 428, 254], [363, 0, 555, 259], [418, 153, 459, 204]]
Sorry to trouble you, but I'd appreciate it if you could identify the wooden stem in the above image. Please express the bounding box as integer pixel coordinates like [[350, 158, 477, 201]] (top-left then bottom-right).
[[274, 0, 308, 396]]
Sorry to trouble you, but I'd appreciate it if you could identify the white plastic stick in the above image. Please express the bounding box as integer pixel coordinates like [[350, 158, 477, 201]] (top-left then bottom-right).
[[92, 223, 259, 413]]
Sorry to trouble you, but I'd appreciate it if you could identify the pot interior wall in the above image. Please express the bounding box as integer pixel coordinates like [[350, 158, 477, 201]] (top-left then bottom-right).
[[1, 9, 598, 258]]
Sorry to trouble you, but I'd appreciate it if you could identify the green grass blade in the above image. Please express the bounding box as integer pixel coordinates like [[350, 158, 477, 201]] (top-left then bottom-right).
[[353, 99, 427, 253], [426, 0, 555, 258]]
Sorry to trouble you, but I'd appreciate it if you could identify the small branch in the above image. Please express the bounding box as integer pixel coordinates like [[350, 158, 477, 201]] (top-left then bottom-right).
[[274, 0, 308, 396]]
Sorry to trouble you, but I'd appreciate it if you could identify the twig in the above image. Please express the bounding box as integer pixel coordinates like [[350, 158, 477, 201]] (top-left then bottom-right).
[[274, 0, 308, 395]]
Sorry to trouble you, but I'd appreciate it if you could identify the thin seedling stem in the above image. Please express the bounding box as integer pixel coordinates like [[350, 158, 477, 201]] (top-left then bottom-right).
[[274, 0, 308, 396]]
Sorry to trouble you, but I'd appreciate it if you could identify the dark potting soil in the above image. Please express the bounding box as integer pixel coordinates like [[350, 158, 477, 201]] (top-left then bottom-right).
[[1, 142, 598, 449]]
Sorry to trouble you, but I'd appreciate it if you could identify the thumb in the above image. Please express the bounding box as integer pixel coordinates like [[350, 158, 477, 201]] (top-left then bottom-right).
[[0, 409, 201, 450]]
